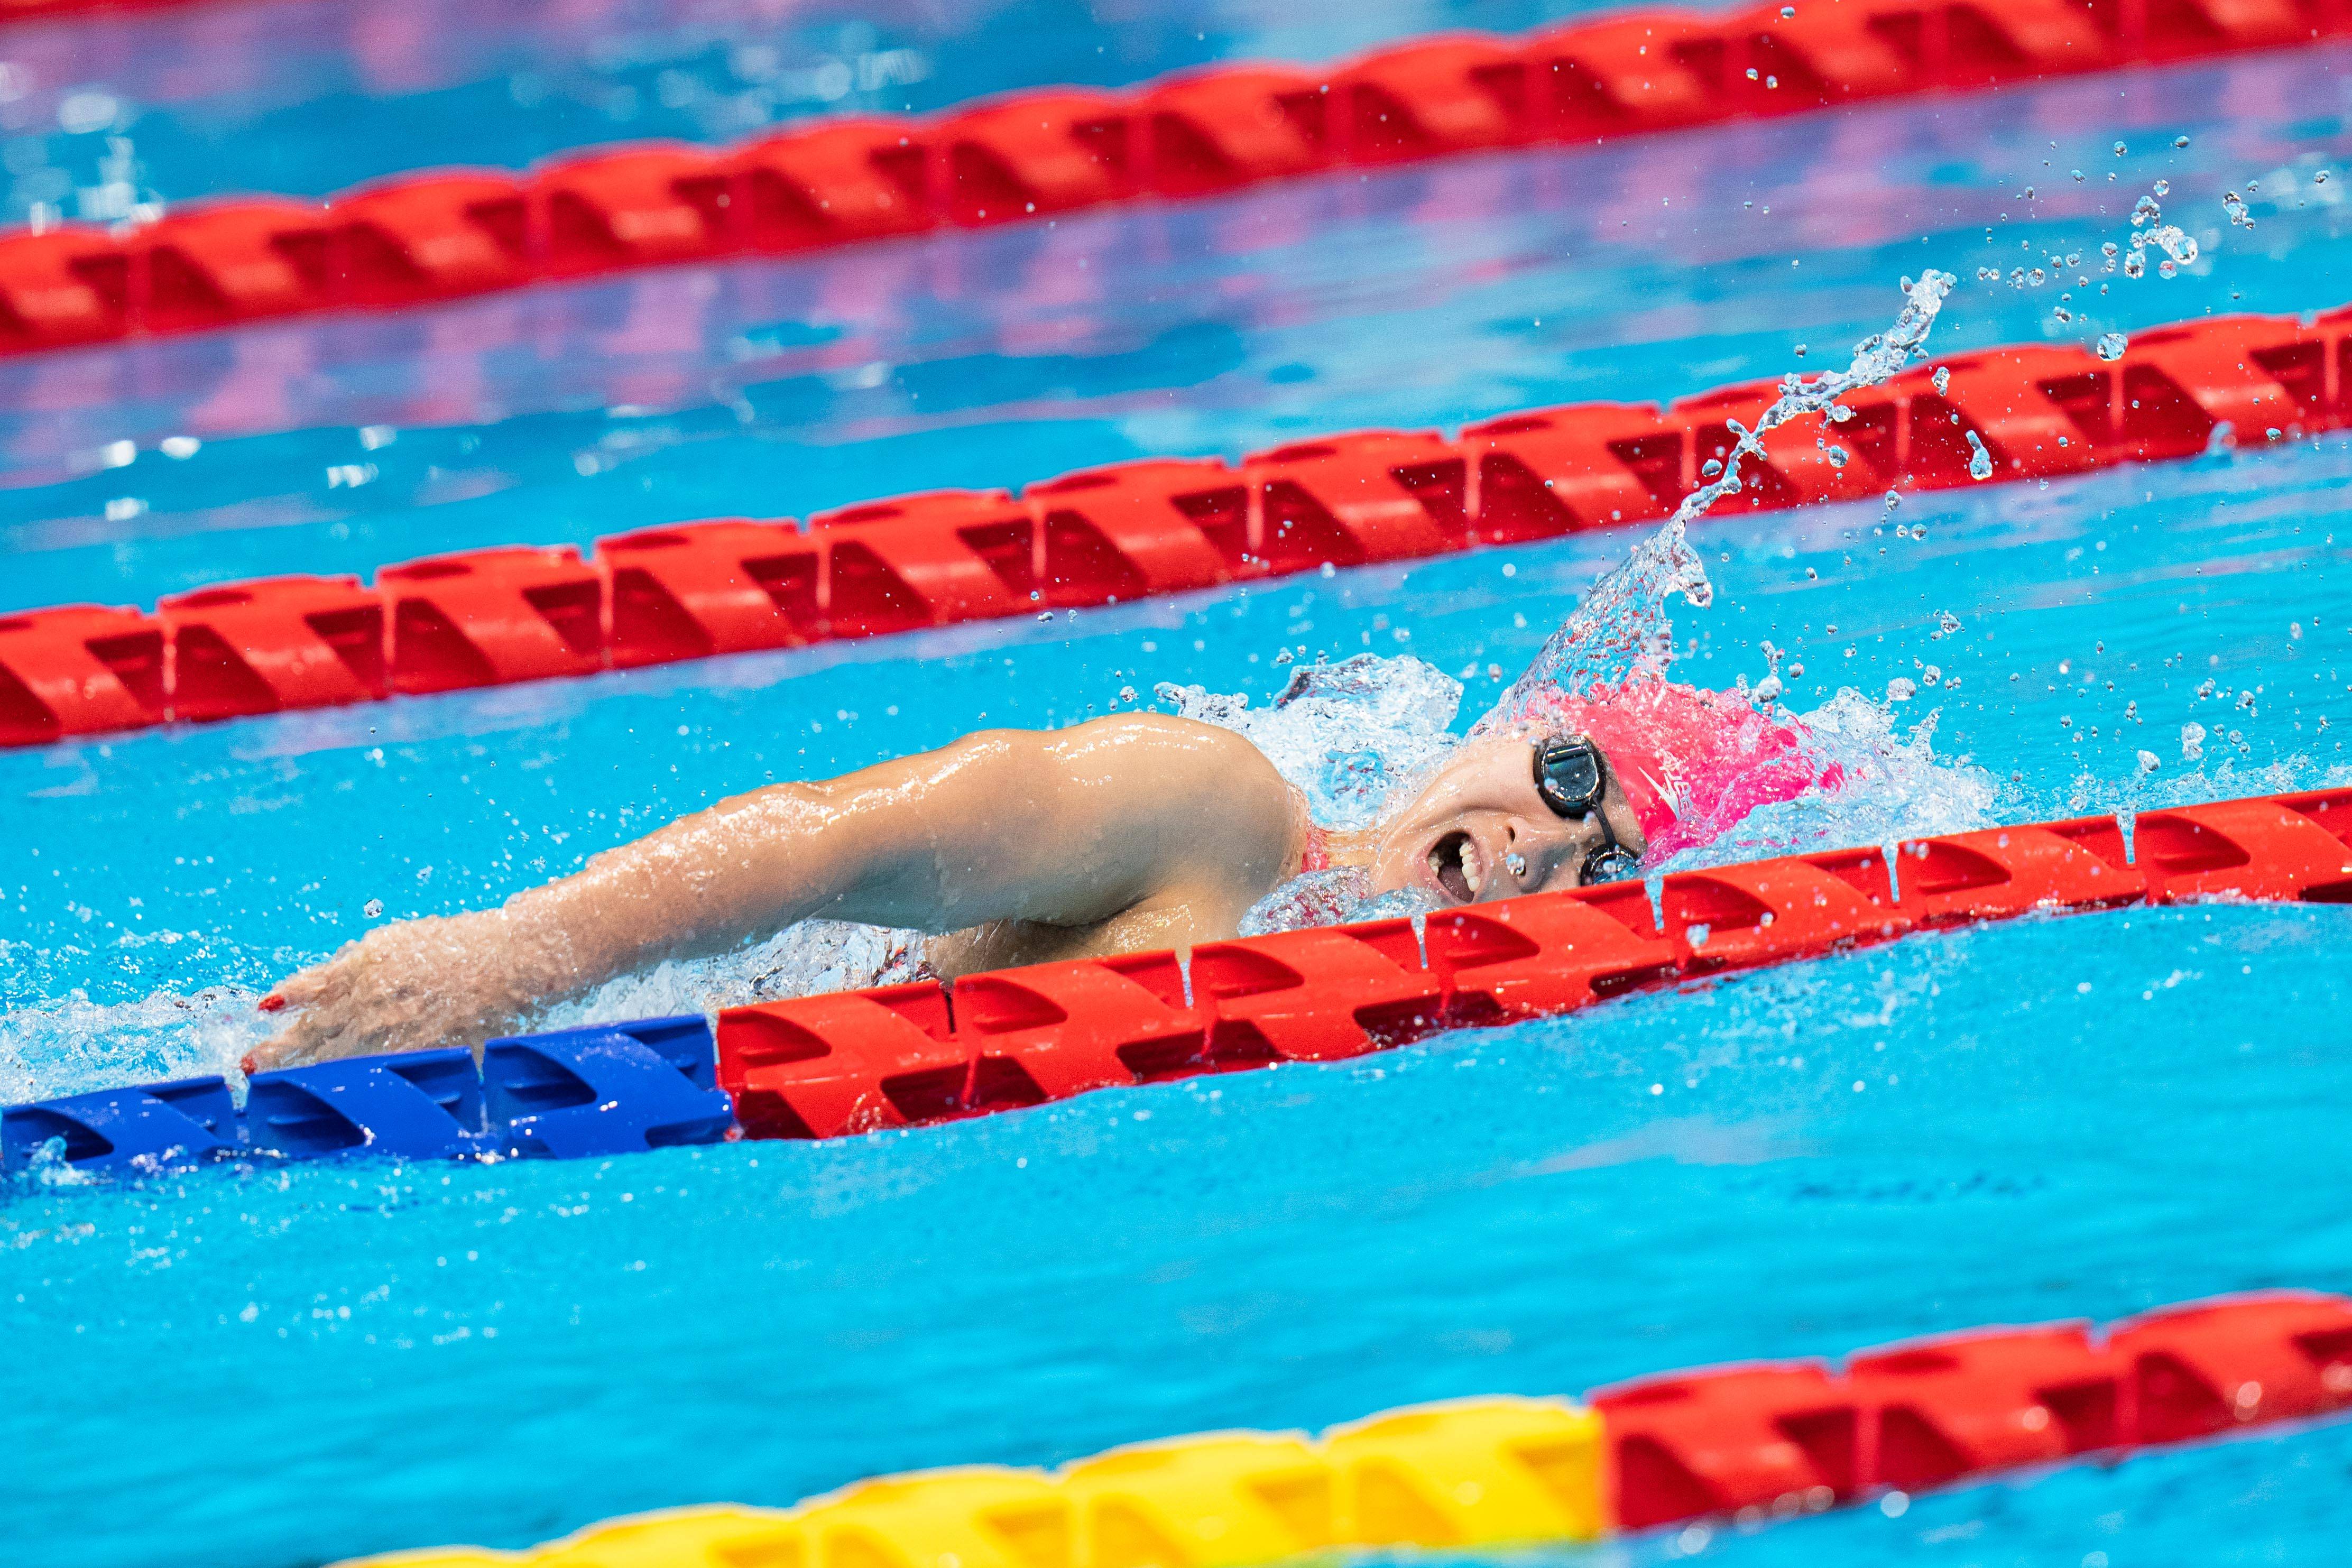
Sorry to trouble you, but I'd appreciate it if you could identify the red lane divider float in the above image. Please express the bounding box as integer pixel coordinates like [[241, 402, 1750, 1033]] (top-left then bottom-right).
[[1, 0, 2346, 354], [5, 304, 2347, 749], [6, 789, 2348, 1175], [0, 0, 207, 23], [1598, 1289, 2352, 1530], [717, 789, 2352, 1143]]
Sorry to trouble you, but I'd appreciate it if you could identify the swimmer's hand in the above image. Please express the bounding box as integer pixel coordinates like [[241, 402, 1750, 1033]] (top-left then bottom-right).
[[245, 912, 544, 1072]]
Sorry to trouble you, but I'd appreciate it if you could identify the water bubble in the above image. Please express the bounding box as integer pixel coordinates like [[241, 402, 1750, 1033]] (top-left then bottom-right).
[[2145, 227, 2192, 266], [1787, 662, 1804, 678], [1937, 611, 1962, 634], [2318, 170, 2332, 185], [1883, 488, 1903, 513], [1964, 429, 1994, 479], [2290, 621, 2304, 641], [2096, 332, 2127, 361], [2113, 141, 2126, 156], [1826, 445, 1849, 468], [2131, 194, 2162, 226], [1922, 665, 1943, 686], [2173, 135, 2190, 149], [2223, 191, 2255, 227], [1700, 457, 1724, 479], [2181, 722, 2206, 761], [2137, 750, 2161, 773], [2123, 251, 2146, 279], [2152, 178, 2170, 197], [1272, 648, 1294, 665], [363, 898, 385, 918], [2070, 169, 2084, 182], [1887, 678, 1916, 703]]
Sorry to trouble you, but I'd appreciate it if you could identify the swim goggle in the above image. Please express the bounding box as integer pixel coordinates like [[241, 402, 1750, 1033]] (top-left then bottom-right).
[[1534, 736, 1644, 886]]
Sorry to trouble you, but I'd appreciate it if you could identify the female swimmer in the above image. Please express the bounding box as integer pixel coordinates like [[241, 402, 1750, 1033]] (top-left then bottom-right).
[[248, 674, 1828, 1069]]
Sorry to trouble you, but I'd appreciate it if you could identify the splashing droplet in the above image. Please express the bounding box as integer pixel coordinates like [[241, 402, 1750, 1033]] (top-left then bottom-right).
[[363, 898, 385, 919], [2096, 332, 2128, 361], [1964, 429, 1994, 479]]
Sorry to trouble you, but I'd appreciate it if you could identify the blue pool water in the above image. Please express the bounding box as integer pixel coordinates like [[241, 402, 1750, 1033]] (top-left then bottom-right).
[[4, 7, 2352, 1567]]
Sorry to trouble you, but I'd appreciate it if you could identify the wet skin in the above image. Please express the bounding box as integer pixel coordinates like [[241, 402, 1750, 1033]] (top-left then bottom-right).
[[250, 716, 1644, 1068]]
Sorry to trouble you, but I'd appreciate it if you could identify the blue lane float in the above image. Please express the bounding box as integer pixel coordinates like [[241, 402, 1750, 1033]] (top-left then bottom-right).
[[0, 1016, 733, 1177]]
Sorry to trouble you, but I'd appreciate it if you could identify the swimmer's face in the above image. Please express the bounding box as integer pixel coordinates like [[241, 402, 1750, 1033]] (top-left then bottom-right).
[[1365, 735, 1647, 906]]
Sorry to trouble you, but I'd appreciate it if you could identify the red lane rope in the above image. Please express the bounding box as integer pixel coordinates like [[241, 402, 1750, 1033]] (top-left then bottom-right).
[[1, 2, 2346, 355], [1598, 1288, 2352, 1529], [0, 0, 208, 22], [4, 303, 2344, 750], [716, 790, 2352, 1140]]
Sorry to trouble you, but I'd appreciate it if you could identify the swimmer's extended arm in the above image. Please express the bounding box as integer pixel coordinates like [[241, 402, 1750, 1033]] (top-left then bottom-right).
[[250, 716, 1294, 1068]]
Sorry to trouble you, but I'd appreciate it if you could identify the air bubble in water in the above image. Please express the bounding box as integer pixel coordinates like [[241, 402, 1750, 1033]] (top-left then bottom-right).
[[2152, 178, 2170, 196], [1826, 445, 1849, 468], [2224, 191, 2255, 227], [1964, 429, 1994, 479], [2096, 333, 2127, 360]]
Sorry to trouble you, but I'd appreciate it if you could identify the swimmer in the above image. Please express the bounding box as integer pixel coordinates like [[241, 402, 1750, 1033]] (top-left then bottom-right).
[[248, 674, 1829, 1069]]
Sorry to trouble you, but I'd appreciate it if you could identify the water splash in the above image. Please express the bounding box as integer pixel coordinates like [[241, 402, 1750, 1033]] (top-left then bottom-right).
[[1483, 271, 1957, 725], [1156, 653, 1464, 829]]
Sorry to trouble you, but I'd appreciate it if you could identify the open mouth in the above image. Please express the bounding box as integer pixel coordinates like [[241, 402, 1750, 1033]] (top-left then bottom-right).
[[1428, 830, 1479, 903]]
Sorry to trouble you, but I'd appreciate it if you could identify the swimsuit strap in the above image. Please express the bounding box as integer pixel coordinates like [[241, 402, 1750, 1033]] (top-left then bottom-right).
[[1299, 824, 1332, 873]]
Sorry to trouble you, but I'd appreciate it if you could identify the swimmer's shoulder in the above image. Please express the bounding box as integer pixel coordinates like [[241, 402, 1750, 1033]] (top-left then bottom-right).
[[1048, 712, 1289, 795]]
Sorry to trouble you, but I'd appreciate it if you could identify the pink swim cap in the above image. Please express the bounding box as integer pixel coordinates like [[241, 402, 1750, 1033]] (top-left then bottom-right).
[[1504, 677, 1840, 860]]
